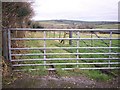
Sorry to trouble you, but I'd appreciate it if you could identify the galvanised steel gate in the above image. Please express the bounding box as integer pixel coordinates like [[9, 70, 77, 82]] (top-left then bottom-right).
[[8, 28, 120, 71]]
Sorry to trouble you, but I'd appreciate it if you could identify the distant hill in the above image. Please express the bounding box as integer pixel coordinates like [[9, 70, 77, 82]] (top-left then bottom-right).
[[36, 19, 119, 25], [34, 19, 119, 29]]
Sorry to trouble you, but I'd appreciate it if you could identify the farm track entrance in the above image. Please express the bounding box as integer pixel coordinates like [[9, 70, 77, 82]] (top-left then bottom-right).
[[4, 28, 120, 71]]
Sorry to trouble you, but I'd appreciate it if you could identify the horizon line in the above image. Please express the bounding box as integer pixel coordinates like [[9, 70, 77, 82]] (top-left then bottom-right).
[[32, 19, 119, 22]]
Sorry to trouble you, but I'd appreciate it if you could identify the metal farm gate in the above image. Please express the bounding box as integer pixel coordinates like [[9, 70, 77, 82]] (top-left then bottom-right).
[[5, 28, 120, 71]]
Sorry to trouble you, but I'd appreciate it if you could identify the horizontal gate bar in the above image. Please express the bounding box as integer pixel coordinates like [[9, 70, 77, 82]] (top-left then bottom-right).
[[11, 38, 120, 40], [12, 62, 120, 67], [11, 58, 120, 62], [9, 28, 119, 31], [11, 53, 120, 56], [10, 47, 120, 50], [62, 67, 120, 70], [13, 67, 120, 71]]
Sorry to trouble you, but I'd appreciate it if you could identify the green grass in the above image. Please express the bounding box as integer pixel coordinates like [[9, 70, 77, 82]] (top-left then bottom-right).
[[81, 70, 112, 81], [24, 68, 48, 76], [13, 31, 120, 81], [95, 24, 119, 29]]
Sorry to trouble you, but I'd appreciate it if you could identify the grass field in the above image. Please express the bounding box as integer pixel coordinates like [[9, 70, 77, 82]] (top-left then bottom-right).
[[95, 24, 120, 29], [12, 31, 120, 81]]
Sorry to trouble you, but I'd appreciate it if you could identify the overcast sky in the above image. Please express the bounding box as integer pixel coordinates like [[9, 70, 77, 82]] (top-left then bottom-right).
[[32, 0, 119, 21]]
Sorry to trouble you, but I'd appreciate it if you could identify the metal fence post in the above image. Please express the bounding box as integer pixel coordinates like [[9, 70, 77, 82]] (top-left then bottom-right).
[[91, 31, 93, 58], [76, 31, 80, 68], [44, 31, 46, 69], [109, 31, 112, 67]]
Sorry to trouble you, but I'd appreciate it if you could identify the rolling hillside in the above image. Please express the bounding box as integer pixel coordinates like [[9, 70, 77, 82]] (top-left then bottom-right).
[[35, 20, 119, 29]]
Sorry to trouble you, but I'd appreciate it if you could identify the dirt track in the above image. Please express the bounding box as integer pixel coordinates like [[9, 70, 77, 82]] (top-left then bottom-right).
[[3, 72, 119, 88]]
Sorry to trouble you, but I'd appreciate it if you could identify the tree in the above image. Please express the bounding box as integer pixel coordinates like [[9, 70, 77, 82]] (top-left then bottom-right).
[[2, 1, 34, 28], [2, 1, 34, 61]]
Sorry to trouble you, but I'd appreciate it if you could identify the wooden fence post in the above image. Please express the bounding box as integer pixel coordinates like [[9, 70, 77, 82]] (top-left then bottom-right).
[[69, 31, 72, 45]]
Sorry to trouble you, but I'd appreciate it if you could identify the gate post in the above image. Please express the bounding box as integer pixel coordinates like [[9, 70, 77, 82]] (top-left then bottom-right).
[[2, 28, 9, 60], [8, 29, 12, 62]]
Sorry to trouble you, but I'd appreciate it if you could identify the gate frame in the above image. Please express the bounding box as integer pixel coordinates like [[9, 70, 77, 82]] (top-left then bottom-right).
[[6, 28, 120, 71]]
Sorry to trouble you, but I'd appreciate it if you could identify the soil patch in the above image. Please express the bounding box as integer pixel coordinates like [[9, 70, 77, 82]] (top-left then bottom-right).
[[3, 72, 119, 88]]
